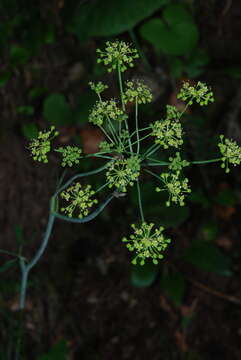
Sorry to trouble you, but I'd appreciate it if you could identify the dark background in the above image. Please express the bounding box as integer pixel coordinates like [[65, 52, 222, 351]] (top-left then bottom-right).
[[1, 0, 241, 358]]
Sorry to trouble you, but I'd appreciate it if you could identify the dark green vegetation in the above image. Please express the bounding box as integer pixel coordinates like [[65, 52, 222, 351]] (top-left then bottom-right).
[[1, 0, 241, 359]]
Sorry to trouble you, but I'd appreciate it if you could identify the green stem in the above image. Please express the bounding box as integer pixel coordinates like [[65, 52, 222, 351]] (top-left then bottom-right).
[[130, 133, 151, 148], [191, 158, 222, 165], [144, 168, 161, 182], [135, 98, 140, 154], [144, 144, 161, 158], [117, 62, 133, 153], [130, 126, 152, 138], [136, 180, 144, 222], [100, 125, 115, 144]]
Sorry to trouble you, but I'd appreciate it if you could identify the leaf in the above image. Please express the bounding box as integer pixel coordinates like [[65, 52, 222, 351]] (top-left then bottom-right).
[[72, 0, 169, 40], [215, 188, 237, 206], [224, 67, 241, 79], [161, 271, 186, 306], [184, 241, 232, 276], [163, 3, 193, 25], [10, 45, 31, 66], [0, 71, 11, 88], [0, 259, 18, 273], [131, 262, 160, 287], [73, 91, 96, 124], [43, 93, 73, 126], [140, 18, 199, 55], [16, 106, 34, 116], [22, 123, 38, 140], [37, 340, 68, 360]]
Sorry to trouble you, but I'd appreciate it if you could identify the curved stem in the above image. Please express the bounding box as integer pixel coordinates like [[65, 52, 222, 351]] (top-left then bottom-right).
[[136, 180, 144, 222]]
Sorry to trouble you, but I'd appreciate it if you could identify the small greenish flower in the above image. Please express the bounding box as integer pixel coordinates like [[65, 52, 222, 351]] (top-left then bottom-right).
[[218, 135, 241, 173], [89, 81, 108, 95], [99, 141, 114, 153], [60, 183, 98, 218], [29, 126, 59, 163], [96, 41, 139, 72], [150, 118, 183, 149], [57, 146, 82, 167], [106, 156, 141, 192], [166, 105, 181, 120], [89, 100, 125, 126], [177, 81, 214, 106], [168, 152, 189, 173], [122, 222, 171, 265], [156, 172, 191, 206], [123, 80, 153, 104]]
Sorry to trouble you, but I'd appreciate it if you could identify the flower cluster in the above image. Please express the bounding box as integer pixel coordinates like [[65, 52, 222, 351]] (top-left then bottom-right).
[[89, 100, 125, 126], [156, 172, 191, 206], [166, 105, 181, 121], [122, 223, 171, 265], [168, 152, 189, 173], [89, 81, 108, 95], [57, 146, 82, 167], [60, 183, 98, 219], [218, 135, 241, 173], [96, 41, 139, 72], [177, 81, 214, 106], [29, 126, 58, 163], [123, 80, 153, 104], [151, 118, 183, 149], [106, 156, 141, 192]]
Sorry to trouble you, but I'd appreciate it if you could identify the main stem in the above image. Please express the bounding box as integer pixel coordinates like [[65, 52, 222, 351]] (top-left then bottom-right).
[[135, 98, 140, 154], [19, 211, 55, 310], [117, 63, 133, 153], [137, 180, 144, 222]]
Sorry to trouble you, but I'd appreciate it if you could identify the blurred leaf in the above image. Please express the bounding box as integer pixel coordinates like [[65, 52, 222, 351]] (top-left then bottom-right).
[[73, 91, 96, 124], [164, 3, 193, 25], [140, 3, 198, 55], [22, 123, 38, 139], [188, 189, 210, 209], [161, 271, 186, 305], [169, 57, 184, 78], [0, 71, 11, 87], [147, 204, 190, 228], [28, 87, 48, 100], [215, 188, 237, 206], [184, 241, 232, 276], [0, 259, 18, 273], [201, 221, 219, 242], [37, 340, 68, 360], [131, 262, 160, 287], [72, 0, 169, 40], [10, 45, 31, 66], [43, 93, 73, 126], [224, 67, 241, 79], [16, 106, 34, 116], [185, 48, 209, 78]]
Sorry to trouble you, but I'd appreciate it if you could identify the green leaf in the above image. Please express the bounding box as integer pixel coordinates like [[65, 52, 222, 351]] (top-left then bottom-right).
[[0, 71, 11, 88], [224, 67, 241, 79], [163, 3, 193, 25], [10, 45, 31, 66], [72, 0, 169, 40], [37, 340, 68, 360], [184, 241, 232, 276], [43, 93, 73, 126], [188, 189, 210, 209], [131, 262, 160, 287], [215, 188, 237, 206], [0, 259, 18, 273], [28, 87, 48, 100], [73, 91, 96, 124], [169, 57, 184, 78], [16, 106, 34, 116], [22, 123, 39, 140], [140, 17, 199, 55], [161, 271, 186, 306]]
